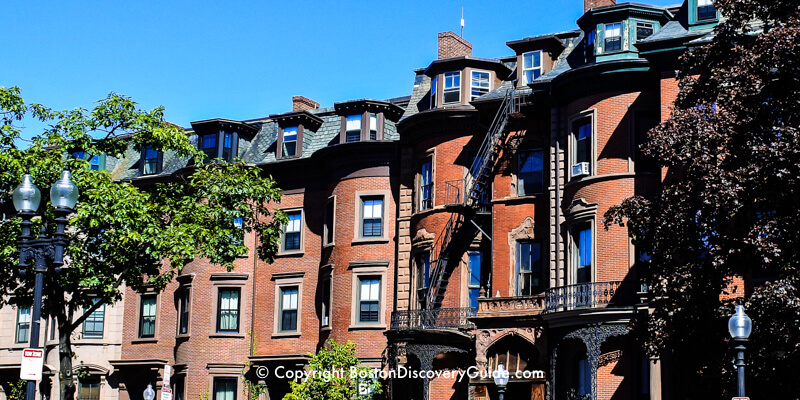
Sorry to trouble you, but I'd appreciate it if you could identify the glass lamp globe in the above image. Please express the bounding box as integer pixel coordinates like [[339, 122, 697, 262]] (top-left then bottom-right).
[[143, 384, 156, 400], [49, 170, 79, 210], [728, 304, 753, 340], [493, 363, 509, 387], [12, 174, 41, 213]]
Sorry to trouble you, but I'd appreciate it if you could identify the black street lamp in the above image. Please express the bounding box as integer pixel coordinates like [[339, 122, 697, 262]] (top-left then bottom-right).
[[492, 363, 509, 400], [13, 171, 79, 400], [728, 304, 753, 398]]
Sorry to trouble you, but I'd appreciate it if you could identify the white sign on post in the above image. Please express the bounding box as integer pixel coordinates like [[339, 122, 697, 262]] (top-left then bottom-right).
[[160, 388, 172, 400], [20, 348, 44, 380], [163, 365, 172, 386]]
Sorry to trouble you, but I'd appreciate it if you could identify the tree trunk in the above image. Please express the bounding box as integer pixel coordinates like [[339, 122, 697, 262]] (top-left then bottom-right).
[[58, 312, 75, 400]]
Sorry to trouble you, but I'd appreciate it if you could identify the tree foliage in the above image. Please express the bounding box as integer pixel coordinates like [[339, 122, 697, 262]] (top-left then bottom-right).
[[0, 87, 287, 400], [604, 0, 800, 398], [283, 340, 383, 400]]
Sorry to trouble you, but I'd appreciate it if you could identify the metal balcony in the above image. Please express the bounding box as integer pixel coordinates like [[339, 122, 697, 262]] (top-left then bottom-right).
[[543, 281, 626, 314], [390, 307, 476, 331]]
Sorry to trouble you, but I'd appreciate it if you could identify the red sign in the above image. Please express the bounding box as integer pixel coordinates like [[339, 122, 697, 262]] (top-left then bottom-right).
[[20, 348, 45, 380]]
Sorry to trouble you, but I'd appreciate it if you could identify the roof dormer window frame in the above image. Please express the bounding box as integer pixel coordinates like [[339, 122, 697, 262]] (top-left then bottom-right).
[[442, 71, 461, 105], [279, 125, 301, 158], [696, 0, 717, 22], [603, 22, 623, 52], [333, 100, 399, 143], [521, 51, 543, 85], [140, 145, 163, 176], [198, 130, 238, 162]]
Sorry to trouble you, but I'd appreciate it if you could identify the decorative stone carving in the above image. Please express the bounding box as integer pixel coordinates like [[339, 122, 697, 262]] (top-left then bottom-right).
[[598, 350, 622, 367], [412, 228, 435, 249], [474, 327, 543, 373], [405, 344, 468, 400], [564, 198, 598, 220], [477, 295, 544, 317]]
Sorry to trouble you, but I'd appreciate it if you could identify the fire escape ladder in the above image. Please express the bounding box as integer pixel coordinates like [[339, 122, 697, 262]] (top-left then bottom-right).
[[464, 89, 517, 208], [425, 90, 518, 310]]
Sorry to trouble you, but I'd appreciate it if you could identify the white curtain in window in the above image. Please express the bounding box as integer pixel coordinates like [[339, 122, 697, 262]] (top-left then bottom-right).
[[346, 115, 361, 130], [286, 213, 301, 232], [363, 200, 382, 219], [282, 288, 298, 309], [369, 115, 377, 131], [606, 23, 621, 37], [698, 0, 713, 5], [360, 279, 380, 301]]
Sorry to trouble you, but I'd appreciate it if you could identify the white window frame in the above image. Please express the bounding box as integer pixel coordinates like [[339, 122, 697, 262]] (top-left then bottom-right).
[[470, 71, 491, 100], [521, 51, 543, 85], [636, 21, 655, 42], [281, 126, 298, 158], [442, 71, 461, 104], [604, 22, 623, 52]]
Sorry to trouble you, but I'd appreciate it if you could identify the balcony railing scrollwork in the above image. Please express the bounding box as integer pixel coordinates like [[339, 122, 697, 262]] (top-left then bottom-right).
[[543, 281, 624, 314], [390, 307, 476, 331]]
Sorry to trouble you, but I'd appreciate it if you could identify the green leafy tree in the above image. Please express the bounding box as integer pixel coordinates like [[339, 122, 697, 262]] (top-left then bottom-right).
[[0, 87, 287, 400], [604, 0, 800, 398], [283, 340, 382, 400]]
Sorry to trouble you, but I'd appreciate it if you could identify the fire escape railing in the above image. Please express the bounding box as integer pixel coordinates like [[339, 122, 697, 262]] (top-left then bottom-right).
[[425, 90, 518, 310]]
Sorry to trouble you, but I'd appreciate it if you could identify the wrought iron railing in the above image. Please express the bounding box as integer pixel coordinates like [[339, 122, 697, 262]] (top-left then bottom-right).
[[443, 180, 461, 206], [390, 307, 476, 331], [543, 281, 624, 314]]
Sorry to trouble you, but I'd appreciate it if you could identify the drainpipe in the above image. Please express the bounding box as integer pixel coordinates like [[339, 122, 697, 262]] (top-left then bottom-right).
[[553, 98, 562, 288]]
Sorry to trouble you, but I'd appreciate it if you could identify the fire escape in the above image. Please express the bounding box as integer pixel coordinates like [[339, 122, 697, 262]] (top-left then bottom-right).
[[424, 89, 521, 311]]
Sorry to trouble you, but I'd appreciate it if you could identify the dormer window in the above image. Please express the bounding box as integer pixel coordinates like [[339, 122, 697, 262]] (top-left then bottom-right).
[[222, 133, 233, 160], [430, 75, 438, 109], [471, 71, 490, 100], [604, 23, 622, 52], [142, 145, 162, 175], [282, 127, 298, 157], [636, 22, 654, 42], [72, 151, 104, 171], [345, 115, 361, 143], [521, 51, 542, 84], [697, 0, 716, 21], [191, 119, 255, 162], [443, 71, 461, 105], [201, 134, 217, 159], [369, 114, 378, 140]]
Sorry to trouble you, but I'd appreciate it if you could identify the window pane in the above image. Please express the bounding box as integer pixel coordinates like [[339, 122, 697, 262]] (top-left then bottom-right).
[[79, 378, 101, 400], [280, 287, 298, 331], [179, 291, 190, 334], [420, 161, 433, 210], [636, 22, 654, 41], [605, 23, 621, 37], [16, 306, 30, 343], [518, 150, 544, 196], [284, 212, 302, 250], [698, 5, 716, 20], [362, 198, 383, 237], [214, 378, 237, 400], [430, 75, 438, 109], [140, 296, 157, 337], [83, 298, 105, 338], [218, 289, 239, 332]]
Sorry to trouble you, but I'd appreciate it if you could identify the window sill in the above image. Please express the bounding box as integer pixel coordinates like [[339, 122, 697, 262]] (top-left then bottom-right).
[[276, 250, 304, 257], [348, 324, 386, 331], [323, 242, 335, 249], [272, 332, 302, 338], [351, 237, 389, 245], [494, 194, 545, 204], [131, 338, 158, 344], [176, 333, 191, 340], [209, 333, 246, 339], [320, 326, 332, 332]]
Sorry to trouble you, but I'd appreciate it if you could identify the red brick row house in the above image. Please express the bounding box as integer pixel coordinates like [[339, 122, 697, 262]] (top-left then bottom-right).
[[94, 1, 721, 400]]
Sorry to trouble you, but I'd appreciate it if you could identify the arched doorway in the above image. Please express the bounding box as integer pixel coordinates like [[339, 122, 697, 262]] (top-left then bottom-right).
[[486, 336, 545, 400]]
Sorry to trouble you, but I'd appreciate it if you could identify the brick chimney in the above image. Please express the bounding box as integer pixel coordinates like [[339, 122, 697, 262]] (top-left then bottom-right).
[[438, 31, 472, 60], [292, 96, 319, 112], [584, 0, 615, 12]]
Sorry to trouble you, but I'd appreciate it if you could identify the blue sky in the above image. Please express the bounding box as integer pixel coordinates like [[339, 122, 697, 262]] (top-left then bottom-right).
[[3, 0, 679, 130]]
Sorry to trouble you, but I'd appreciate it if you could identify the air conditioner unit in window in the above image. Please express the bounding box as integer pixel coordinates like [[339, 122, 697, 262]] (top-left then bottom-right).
[[571, 162, 590, 178]]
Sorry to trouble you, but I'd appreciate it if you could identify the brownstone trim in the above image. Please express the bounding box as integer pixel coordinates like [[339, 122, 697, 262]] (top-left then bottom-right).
[[278, 207, 305, 255], [273, 274, 304, 337], [352, 190, 391, 243], [323, 196, 336, 247], [567, 109, 598, 180], [210, 276, 248, 336], [349, 264, 388, 329]]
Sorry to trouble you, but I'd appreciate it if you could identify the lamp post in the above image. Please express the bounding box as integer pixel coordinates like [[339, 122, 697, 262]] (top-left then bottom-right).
[[492, 363, 509, 400], [13, 171, 79, 400], [143, 384, 156, 400], [728, 304, 753, 398]]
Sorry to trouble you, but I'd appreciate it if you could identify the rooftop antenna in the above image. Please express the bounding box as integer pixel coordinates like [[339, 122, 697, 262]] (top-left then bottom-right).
[[460, 7, 465, 37]]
